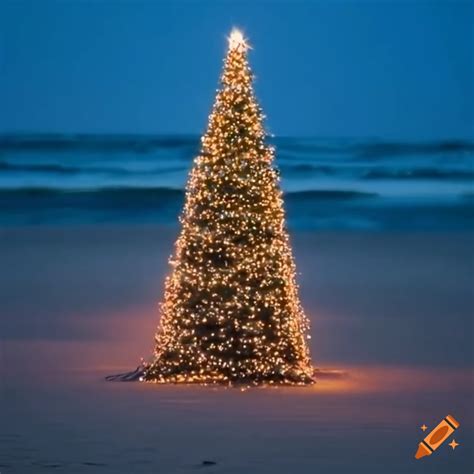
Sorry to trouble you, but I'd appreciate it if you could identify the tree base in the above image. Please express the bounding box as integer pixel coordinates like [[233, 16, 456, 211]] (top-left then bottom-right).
[[106, 365, 317, 386]]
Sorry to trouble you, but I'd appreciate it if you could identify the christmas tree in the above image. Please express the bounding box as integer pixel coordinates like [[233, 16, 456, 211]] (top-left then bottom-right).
[[143, 29, 314, 385]]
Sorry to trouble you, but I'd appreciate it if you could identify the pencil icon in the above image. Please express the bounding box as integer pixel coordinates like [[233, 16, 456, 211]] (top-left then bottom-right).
[[415, 414, 460, 459]]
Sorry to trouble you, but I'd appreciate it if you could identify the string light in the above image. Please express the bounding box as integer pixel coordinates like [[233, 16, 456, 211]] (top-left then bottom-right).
[[143, 29, 314, 386]]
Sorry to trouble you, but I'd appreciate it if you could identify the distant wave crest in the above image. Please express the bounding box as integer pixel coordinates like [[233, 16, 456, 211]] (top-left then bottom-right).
[[0, 134, 199, 152], [0, 160, 186, 175], [362, 168, 474, 181], [1, 134, 473, 157], [0, 186, 378, 201]]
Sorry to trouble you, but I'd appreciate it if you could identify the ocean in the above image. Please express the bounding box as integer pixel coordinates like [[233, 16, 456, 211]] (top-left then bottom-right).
[[0, 134, 472, 230]]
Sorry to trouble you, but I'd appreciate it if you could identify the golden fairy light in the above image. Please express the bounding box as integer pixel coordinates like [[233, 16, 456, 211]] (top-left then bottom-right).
[[143, 29, 314, 386]]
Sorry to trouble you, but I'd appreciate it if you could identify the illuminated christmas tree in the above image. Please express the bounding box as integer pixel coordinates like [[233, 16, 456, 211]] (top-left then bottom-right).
[[143, 29, 314, 385]]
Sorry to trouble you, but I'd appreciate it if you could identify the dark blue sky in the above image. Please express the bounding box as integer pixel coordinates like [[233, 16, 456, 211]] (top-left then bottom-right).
[[1, 0, 472, 140]]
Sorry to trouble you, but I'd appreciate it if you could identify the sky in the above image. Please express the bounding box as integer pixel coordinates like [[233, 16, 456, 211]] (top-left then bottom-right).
[[0, 0, 472, 140]]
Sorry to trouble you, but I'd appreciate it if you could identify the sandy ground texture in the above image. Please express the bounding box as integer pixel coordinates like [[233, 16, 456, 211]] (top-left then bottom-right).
[[0, 227, 472, 473]]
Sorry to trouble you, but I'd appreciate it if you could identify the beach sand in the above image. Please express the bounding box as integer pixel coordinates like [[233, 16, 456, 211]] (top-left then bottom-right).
[[0, 227, 472, 473]]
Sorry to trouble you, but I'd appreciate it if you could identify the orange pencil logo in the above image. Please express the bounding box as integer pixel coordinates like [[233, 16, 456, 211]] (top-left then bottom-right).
[[415, 414, 460, 459]]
